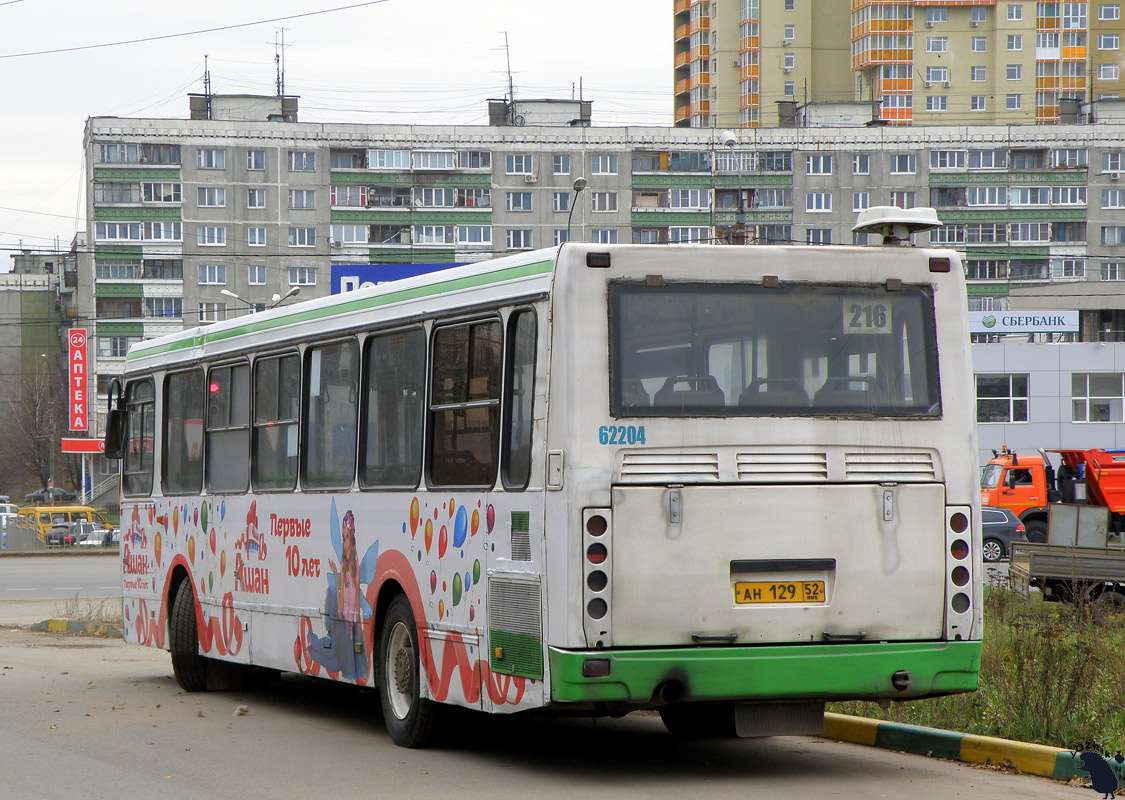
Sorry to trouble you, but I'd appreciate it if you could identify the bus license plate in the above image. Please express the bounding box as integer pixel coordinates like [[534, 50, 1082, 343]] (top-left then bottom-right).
[[734, 581, 826, 604]]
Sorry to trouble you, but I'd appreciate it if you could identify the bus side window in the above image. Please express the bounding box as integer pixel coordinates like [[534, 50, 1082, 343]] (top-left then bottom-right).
[[163, 369, 205, 495], [303, 340, 359, 490], [429, 320, 502, 488], [502, 309, 537, 490], [252, 354, 301, 491], [360, 328, 425, 489], [207, 362, 250, 494], [122, 378, 155, 497]]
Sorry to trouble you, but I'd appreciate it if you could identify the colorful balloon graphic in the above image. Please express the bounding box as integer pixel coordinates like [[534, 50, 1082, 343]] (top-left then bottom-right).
[[430, 570, 437, 594], [208, 572, 214, 592], [193, 508, 198, 527], [469, 606, 475, 622], [473, 559, 481, 585], [452, 572, 462, 606], [209, 528, 216, 555], [220, 500, 225, 521], [154, 531, 162, 565], [486, 504, 495, 533], [188, 535, 196, 562], [438, 525, 448, 558], [410, 497, 420, 536], [438, 600, 445, 619], [173, 506, 179, 534], [200, 503, 208, 533], [453, 506, 468, 549], [424, 519, 433, 553], [464, 571, 471, 591], [220, 550, 227, 577], [471, 509, 479, 536]]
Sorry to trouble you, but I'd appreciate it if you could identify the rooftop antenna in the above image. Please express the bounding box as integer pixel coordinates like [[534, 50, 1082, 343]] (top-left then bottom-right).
[[501, 31, 515, 123], [203, 55, 212, 119], [275, 28, 288, 96]]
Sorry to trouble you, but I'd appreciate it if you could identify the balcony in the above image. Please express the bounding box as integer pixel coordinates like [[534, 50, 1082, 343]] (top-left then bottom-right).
[[675, 78, 692, 95], [675, 106, 692, 123], [675, 0, 690, 15], [675, 23, 691, 41], [675, 50, 691, 69]]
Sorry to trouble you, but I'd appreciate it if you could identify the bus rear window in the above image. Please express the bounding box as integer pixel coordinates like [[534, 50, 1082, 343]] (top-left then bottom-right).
[[609, 282, 941, 418]]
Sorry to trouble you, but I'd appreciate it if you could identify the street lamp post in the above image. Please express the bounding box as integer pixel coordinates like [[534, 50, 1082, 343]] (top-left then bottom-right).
[[40, 353, 55, 505], [720, 130, 742, 245], [566, 177, 588, 243]]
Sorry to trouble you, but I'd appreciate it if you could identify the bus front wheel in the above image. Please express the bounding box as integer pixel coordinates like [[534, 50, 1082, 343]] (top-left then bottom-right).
[[170, 582, 209, 692], [378, 595, 441, 747]]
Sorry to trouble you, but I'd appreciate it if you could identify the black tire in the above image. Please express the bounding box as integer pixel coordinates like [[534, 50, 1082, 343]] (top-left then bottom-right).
[[1025, 520, 1047, 544], [170, 581, 209, 692], [377, 595, 442, 747], [659, 702, 737, 739], [1094, 589, 1125, 608], [982, 538, 1005, 563]]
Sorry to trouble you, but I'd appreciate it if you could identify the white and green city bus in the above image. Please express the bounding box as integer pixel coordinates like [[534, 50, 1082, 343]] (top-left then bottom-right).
[[107, 215, 981, 747]]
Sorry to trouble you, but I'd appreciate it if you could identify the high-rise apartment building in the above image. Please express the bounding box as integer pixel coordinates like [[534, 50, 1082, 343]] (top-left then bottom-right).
[[678, 1, 1123, 127]]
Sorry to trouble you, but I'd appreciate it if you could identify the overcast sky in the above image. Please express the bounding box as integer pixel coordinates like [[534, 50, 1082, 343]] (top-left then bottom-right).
[[0, 0, 670, 270]]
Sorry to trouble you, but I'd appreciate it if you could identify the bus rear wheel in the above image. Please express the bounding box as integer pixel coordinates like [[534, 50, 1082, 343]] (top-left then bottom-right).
[[659, 702, 737, 739], [378, 595, 441, 748], [170, 581, 209, 692]]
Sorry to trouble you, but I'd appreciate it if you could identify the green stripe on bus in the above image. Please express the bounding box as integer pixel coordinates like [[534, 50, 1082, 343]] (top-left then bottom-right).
[[128, 258, 555, 359]]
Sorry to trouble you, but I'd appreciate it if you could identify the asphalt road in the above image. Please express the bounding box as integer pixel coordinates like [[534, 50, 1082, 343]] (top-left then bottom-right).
[[0, 627, 1087, 800], [0, 554, 120, 625]]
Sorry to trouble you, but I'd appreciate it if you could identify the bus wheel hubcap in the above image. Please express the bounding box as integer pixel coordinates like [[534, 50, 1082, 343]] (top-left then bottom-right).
[[387, 621, 414, 720]]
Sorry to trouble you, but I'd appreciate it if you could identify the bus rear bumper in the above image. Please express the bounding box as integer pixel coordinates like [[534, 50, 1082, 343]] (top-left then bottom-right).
[[548, 640, 981, 705]]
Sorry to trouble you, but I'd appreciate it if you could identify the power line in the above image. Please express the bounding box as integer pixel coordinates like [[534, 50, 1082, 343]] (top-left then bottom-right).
[[0, 1, 391, 60]]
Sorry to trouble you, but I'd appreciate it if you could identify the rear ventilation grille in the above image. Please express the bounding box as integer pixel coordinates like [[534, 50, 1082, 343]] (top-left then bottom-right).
[[488, 577, 543, 679], [845, 451, 936, 481], [620, 452, 720, 483], [511, 511, 531, 561], [736, 451, 828, 482]]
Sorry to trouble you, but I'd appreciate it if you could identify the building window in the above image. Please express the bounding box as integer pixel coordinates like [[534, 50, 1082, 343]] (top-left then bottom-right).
[[141, 182, 181, 203], [1102, 262, 1125, 280], [1105, 152, 1125, 171], [414, 225, 453, 245], [247, 188, 266, 209], [553, 192, 570, 212], [331, 224, 368, 244], [972, 7, 988, 24], [591, 191, 618, 212], [198, 226, 226, 246], [971, 66, 987, 82], [1103, 226, 1125, 245], [927, 36, 948, 53], [783, 81, 795, 96], [1073, 373, 1125, 422], [458, 149, 491, 169], [368, 149, 410, 169], [1101, 4, 1122, 20], [926, 66, 948, 83], [197, 187, 226, 208], [197, 148, 225, 169], [197, 264, 226, 285], [972, 36, 987, 52], [287, 189, 315, 210], [853, 154, 870, 174], [784, 23, 796, 39], [145, 297, 182, 318], [506, 191, 533, 212], [413, 150, 456, 170], [783, 52, 795, 68], [553, 154, 570, 175], [671, 188, 709, 208], [1052, 148, 1088, 167], [591, 229, 619, 244], [889, 153, 916, 174], [198, 302, 226, 324], [971, 96, 987, 111], [248, 226, 266, 247], [926, 7, 947, 23], [806, 228, 831, 245], [288, 266, 316, 286], [889, 190, 915, 209], [806, 154, 833, 175], [669, 227, 709, 243], [1063, 2, 1088, 29], [1100, 63, 1121, 80], [591, 154, 618, 175], [97, 336, 141, 358], [977, 374, 1029, 423], [288, 227, 315, 247], [455, 225, 492, 245], [926, 96, 948, 111], [805, 192, 832, 212], [554, 230, 569, 245], [1007, 64, 1023, 80], [506, 154, 533, 175], [1007, 3, 1022, 20], [288, 151, 315, 171], [1099, 33, 1121, 49], [248, 265, 266, 285], [1006, 93, 1022, 110], [930, 150, 966, 169], [143, 221, 181, 241], [247, 150, 265, 170], [1007, 34, 1022, 50], [852, 191, 870, 212], [506, 229, 533, 250]]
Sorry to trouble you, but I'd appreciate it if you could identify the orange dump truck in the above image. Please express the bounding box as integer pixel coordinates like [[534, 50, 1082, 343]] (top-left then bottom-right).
[[979, 447, 1125, 542]]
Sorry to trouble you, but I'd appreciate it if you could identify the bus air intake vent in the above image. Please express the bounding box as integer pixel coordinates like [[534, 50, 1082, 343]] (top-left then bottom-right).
[[488, 577, 543, 680], [511, 511, 531, 561], [619, 452, 720, 483], [844, 451, 936, 481], [736, 451, 828, 482]]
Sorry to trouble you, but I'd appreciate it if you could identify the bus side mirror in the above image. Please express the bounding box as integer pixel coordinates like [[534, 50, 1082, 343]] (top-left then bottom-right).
[[103, 378, 126, 460]]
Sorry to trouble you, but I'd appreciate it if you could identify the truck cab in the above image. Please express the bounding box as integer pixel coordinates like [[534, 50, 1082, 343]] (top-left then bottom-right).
[[979, 448, 1051, 542]]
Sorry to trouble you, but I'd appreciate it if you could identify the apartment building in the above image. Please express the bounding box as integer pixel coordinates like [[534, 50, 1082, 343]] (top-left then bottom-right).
[[677, 1, 1124, 127]]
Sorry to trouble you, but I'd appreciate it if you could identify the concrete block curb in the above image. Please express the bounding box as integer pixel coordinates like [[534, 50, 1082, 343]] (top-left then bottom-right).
[[823, 712, 1083, 781], [28, 618, 123, 638]]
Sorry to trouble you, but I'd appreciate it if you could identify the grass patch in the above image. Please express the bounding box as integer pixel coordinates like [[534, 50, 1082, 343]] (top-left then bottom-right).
[[52, 594, 122, 627], [830, 586, 1125, 752]]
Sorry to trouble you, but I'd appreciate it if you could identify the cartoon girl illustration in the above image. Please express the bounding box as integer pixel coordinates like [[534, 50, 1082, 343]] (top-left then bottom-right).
[[306, 499, 379, 681]]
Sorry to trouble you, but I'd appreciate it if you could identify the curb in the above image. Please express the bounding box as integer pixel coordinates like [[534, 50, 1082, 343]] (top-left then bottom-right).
[[27, 618, 123, 638], [823, 713, 1084, 781]]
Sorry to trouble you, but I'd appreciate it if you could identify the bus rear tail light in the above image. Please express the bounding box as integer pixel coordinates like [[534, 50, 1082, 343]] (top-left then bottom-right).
[[582, 509, 612, 648], [944, 506, 976, 641]]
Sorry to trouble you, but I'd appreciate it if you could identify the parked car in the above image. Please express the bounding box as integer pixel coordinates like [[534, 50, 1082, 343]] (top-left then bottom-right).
[[75, 521, 116, 547], [981, 505, 1027, 563], [44, 523, 77, 547], [24, 487, 78, 503]]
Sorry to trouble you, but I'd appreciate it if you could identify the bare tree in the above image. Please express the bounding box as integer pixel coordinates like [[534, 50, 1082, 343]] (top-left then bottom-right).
[[3, 365, 70, 492]]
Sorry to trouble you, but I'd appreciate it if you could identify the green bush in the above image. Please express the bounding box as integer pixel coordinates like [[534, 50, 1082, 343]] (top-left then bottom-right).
[[830, 587, 1125, 752]]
